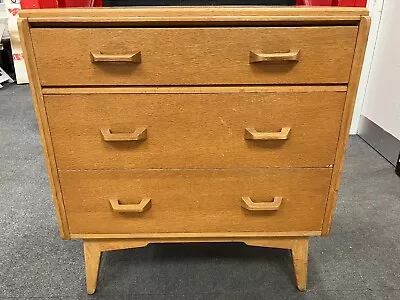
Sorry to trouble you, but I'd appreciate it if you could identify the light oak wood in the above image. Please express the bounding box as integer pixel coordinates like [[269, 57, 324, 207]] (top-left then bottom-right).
[[244, 127, 291, 141], [42, 86, 348, 94], [71, 225, 316, 240], [244, 236, 308, 291], [85, 238, 150, 252], [71, 231, 322, 239], [83, 239, 149, 294], [59, 168, 331, 235], [83, 236, 309, 294], [90, 51, 141, 63], [18, 7, 370, 293], [83, 241, 102, 294], [44, 91, 345, 169], [19, 7, 368, 24], [241, 196, 283, 211], [322, 16, 371, 235], [249, 50, 300, 64], [17, 17, 365, 28], [109, 197, 152, 213], [31, 27, 358, 86], [18, 18, 69, 239], [291, 237, 309, 291], [100, 127, 147, 142]]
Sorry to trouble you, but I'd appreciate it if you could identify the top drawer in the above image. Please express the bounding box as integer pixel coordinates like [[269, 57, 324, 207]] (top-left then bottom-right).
[[31, 27, 357, 86]]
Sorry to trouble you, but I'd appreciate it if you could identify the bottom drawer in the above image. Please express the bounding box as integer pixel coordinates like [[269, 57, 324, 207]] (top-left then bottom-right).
[[59, 169, 332, 235]]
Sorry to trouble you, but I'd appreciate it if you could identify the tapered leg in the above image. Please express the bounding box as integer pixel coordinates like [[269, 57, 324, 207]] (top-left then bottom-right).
[[245, 237, 309, 291], [84, 241, 102, 295], [81, 237, 309, 293], [83, 239, 149, 294], [291, 238, 309, 291]]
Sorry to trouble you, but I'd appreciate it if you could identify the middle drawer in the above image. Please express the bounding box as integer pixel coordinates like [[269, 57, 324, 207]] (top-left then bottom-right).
[[44, 88, 346, 169]]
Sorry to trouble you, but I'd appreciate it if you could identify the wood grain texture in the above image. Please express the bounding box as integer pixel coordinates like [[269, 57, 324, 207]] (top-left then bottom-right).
[[85, 238, 149, 252], [249, 49, 300, 63], [44, 91, 345, 169], [90, 51, 141, 63], [101, 127, 147, 142], [31, 27, 358, 86], [19, 7, 368, 23], [70, 231, 321, 239], [41, 85, 348, 95], [241, 196, 283, 211], [17, 17, 365, 28], [322, 16, 371, 235], [59, 168, 332, 235], [244, 236, 305, 249], [291, 237, 309, 291], [245, 236, 308, 291], [109, 197, 152, 213], [83, 242, 102, 294], [83, 239, 149, 294], [82, 236, 309, 294], [19, 7, 370, 294], [17, 18, 70, 239], [244, 127, 291, 140]]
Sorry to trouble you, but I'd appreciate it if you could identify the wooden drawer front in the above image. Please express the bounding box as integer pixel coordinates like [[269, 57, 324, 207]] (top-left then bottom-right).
[[45, 90, 345, 169], [60, 168, 331, 235], [31, 27, 357, 86]]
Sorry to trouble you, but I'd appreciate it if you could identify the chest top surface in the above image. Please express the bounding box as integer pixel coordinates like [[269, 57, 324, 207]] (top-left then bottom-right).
[[20, 6, 368, 24]]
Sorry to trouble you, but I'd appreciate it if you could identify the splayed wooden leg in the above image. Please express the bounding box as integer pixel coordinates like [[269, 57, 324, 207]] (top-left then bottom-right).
[[244, 236, 309, 291], [83, 239, 149, 294], [84, 241, 102, 295], [291, 238, 309, 291]]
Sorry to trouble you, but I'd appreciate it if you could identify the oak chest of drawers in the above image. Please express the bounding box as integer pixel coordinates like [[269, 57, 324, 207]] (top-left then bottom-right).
[[19, 6, 369, 294]]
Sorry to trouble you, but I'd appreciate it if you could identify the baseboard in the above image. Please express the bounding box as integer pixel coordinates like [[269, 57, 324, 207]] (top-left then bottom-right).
[[358, 115, 400, 166]]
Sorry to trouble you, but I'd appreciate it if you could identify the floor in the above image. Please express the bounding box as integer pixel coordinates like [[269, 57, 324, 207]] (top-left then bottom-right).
[[0, 84, 399, 299]]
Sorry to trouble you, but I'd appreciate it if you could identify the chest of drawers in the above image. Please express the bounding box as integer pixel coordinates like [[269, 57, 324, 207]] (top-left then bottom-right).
[[19, 6, 369, 294]]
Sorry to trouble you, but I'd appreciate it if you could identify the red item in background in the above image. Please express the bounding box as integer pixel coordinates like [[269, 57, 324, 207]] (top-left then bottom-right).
[[21, 0, 58, 9], [21, 0, 102, 9], [337, 0, 367, 6], [58, 0, 93, 7], [304, 0, 334, 5], [296, 0, 366, 5], [20, 0, 39, 9]]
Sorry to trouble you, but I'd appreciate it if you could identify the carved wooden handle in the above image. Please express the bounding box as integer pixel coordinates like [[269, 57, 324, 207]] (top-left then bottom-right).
[[241, 196, 283, 211], [101, 127, 147, 142], [249, 50, 300, 63], [244, 127, 291, 140], [109, 198, 152, 213], [90, 51, 141, 63]]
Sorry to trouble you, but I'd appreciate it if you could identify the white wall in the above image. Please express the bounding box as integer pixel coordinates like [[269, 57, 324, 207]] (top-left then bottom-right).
[[350, 0, 384, 134], [360, 0, 400, 140]]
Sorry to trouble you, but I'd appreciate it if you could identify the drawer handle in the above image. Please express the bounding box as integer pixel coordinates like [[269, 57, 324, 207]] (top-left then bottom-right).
[[101, 127, 147, 142], [241, 196, 282, 211], [249, 50, 300, 63], [109, 198, 152, 213], [244, 127, 291, 140], [90, 51, 141, 63]]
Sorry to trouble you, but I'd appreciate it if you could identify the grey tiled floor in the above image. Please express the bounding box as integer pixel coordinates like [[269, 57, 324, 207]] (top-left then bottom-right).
[[0, 84, 399, 299]]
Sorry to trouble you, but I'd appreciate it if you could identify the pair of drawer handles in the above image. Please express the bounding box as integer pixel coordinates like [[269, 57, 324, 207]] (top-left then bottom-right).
[[90, 50, 300, 64], [101, 127, 291, 142], [109, 196, 283, 213]]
